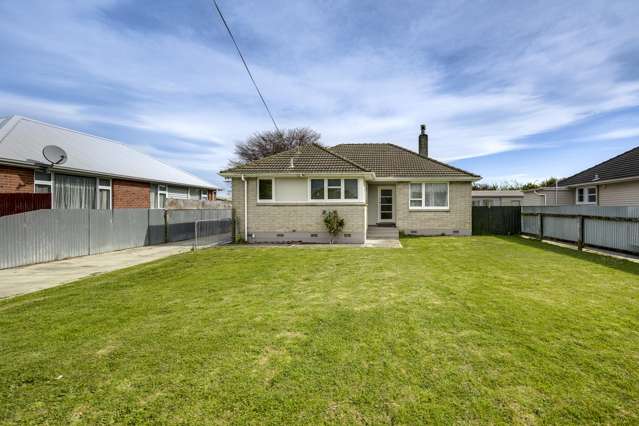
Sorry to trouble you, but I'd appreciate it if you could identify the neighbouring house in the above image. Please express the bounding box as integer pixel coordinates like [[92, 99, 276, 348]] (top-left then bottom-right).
[[522, 186, 574, 206], [472, 190, 524, 207], [0, 116, 218, 211], [220, 125, 480, 243], [557, 146, 639, 206]]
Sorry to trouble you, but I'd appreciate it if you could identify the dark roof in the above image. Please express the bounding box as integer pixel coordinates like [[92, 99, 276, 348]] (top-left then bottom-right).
[[220, 143, 369, 175], [558, 146, 639, 186], [330, 143, 479, 178]]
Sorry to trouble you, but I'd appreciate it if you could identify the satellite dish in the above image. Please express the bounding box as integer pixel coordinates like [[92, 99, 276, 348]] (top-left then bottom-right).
[[42, 145, 67, 166]]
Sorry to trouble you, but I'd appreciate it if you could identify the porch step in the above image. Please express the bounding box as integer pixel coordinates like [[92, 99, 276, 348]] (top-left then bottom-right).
[[367, 226, 399, 240]]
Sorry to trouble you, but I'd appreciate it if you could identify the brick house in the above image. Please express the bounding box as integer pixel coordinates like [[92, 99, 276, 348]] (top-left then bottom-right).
[[0, 116, 217, 210], [220, 125, 480, 243]]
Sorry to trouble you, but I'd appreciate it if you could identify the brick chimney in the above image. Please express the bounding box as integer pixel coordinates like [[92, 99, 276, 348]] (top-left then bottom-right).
[[418, 124, 428, 157]]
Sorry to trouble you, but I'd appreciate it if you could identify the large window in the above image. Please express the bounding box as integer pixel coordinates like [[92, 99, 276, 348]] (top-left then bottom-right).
[[310, 179, 359, 201], [576, 186, 597, 205], [409, 183, 448, 209], [258, 179, 273, 201], [54, 174, 96, 209]]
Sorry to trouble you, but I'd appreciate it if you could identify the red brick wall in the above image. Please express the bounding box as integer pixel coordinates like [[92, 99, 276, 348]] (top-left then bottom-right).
[[208, 189, 217, 201], [0, 165, 34, 193], [112, 179, 150, 208]]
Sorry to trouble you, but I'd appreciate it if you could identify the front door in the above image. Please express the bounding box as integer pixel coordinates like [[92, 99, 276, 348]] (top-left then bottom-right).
[[378, 186, 394, 223]]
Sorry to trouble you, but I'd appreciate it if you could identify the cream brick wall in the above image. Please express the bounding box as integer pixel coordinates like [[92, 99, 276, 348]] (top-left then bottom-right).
[[395, 182, 472, 235], [232, 178, 366, 242]]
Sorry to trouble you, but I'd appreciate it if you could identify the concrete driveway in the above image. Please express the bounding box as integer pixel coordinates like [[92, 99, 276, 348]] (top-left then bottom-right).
[[0, 240, 211, 299]]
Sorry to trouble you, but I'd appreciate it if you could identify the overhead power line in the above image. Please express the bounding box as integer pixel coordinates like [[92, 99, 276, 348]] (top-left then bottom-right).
[[211, 0, 280, 132]]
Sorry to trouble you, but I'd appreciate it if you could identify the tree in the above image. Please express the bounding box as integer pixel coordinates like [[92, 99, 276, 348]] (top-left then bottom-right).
[[231, 127, 321, 165], [473, 177, 559, 191]]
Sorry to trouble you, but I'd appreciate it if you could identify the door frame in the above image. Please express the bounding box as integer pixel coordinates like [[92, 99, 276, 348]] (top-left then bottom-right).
[[377, 186, 395, 223]]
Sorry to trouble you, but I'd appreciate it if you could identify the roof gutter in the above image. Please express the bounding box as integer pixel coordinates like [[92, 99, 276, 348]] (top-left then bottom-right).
[[562, 175, 639, 187], [533, 189, 547, 206]]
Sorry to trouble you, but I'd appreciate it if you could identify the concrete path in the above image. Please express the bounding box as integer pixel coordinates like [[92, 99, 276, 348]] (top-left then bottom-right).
[[0, 240, 209, 299]]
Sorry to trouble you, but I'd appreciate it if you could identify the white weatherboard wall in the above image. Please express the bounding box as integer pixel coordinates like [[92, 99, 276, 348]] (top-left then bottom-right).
[[598, 181, 639, 206]]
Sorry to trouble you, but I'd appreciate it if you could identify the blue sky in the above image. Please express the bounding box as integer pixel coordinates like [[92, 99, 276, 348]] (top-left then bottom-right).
[[1, 1, 639, 191]]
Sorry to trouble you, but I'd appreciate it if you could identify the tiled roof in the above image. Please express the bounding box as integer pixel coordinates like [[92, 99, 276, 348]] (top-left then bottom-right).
[[220, 143, 369, 175], [558, 146, 639, 186], [330, 143, 479, 178]]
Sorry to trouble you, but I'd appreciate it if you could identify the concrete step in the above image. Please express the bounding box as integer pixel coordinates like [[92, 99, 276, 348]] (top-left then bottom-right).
[[367, 226, 399, 240]]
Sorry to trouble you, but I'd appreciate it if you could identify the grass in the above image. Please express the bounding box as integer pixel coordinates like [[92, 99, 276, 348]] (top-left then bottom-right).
[[1, 236, 639, 424]]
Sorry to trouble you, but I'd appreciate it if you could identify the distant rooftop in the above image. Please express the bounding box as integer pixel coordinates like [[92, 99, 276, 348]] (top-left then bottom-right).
[[0, 115, 217, 189], [472, 190, 524, 197]]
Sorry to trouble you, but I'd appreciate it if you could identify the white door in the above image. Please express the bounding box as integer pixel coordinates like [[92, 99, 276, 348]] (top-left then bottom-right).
[[378, 186, 394, 222]]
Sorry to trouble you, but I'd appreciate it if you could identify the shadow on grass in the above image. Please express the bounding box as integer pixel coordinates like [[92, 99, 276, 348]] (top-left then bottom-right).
[[500, 235, 639, 276]]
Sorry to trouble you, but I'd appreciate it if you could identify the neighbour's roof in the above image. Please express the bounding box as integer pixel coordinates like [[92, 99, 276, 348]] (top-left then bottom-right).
[[558, 146, 639, 187], [220, 143, 370, 175], [522, 186, 571, 193], [330, 143, 479, 178], [0, 116, 217, 189], [472, 190, 524, 197]]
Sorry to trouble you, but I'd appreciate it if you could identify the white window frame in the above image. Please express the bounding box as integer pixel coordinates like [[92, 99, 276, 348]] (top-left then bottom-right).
[[156, 184, 168, 208], [307, 178, 360, 202], [201, 189, 208, 200], [96, 178, 112, 210], [34, 170, 54, 207], [408, 182, 450, 210], [34, 170, 53, 192], [257, 178, 274, 202], [576, 186, 597, 205]]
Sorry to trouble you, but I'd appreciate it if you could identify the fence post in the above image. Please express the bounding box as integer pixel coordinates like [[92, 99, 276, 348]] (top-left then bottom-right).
[[538, 213, 543, 240], [577, 215, 584, 251]]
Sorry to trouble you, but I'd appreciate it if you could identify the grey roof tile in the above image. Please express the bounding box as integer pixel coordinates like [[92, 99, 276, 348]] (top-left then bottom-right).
[[558, 146, 639, 186]]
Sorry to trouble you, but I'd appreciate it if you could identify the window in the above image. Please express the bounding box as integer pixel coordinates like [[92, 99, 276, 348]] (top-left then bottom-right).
[[482, 199, 493, 207], [97, 178, 112, 209], [189, 188, 200, 200], [409, 183, 422, 207], [344, 179, 358, 199], [201, 189, 208, 200], [258, 179, 273, 201], [311, 179, 324, 200], [576, 186, 597, 204], [408, 183, 449, 209], [34, 171, 52, 193], [472, 200, 481, 206], [310, 179, 359, 201], [157, 185, 168, 208], [327, 179, 341, 199]]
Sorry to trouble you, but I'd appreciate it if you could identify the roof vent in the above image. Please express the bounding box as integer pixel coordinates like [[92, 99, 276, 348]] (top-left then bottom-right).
[[592, 174, 599, 181]]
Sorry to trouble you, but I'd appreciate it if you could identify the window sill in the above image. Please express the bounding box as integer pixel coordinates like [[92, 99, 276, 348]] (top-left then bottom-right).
[[408, 207, 450, 212]]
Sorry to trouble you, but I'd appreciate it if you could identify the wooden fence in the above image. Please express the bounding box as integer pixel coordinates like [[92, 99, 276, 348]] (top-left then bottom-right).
[[0, 193, 51, 217], [472, 206, 521, 235]]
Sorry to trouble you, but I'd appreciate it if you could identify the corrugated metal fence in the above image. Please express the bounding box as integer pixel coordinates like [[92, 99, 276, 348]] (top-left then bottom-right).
[[521, 206, 639, 254], [0, 208, 232, 269]]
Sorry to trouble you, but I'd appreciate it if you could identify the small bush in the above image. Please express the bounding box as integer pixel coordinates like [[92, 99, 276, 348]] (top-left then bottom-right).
[[322, 210, 345, 244]]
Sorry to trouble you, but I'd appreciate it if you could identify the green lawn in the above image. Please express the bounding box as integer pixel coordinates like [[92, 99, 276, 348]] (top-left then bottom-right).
[[2, 237, 639, 424]]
